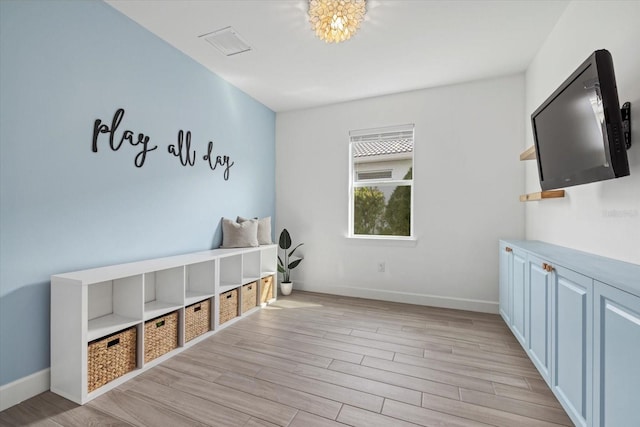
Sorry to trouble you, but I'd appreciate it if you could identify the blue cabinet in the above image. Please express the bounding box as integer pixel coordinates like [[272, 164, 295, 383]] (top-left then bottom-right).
[[498, 243, 512, 324], [498, 240, 640, 427], [527, 255, 552, 382], [510, 248, 527, 346], [593, 282, 640, 427], [551, 266, 592, 427]]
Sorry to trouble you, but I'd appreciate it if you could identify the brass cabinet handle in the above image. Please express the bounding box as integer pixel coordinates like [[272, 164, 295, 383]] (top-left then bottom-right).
[[542, 263, 554, 273], [505, 247, 513, 253]]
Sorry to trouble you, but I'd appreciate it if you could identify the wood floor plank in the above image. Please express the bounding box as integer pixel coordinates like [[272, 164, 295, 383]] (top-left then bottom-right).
[[392, 353, 532, 389], [256, 367, 384, 413], [0, 402, 63, 427], [253, 312, 356, 335], [244, 417, 279, 427], [323, 332, 425, 357], [182, 346, 263, 376], [527, 377, 557, 396], [195, 339, 300, 373], [211, 327, 271, 344], [492, 383, 563, 409], [17, 391, 131, 427], [287, 411, 346, 427], [396, 350, 540, 379], [214, 370, 343, 420], [328, 359, 460, 400], [88, 389, 210, 427], [337, 404, 422, 427], [145, 366, 298, 426], [373, 327, 482, 350], [361, 356, 496, 394], [401, 325, 514, 346], [125, 378, 253, 426], [160, 352, 226, 382], [381, 399, 492, 427], [231, 316, 327, 338], [349, 329, 454, 353], [264, 327, 395, 360], [291, 363, 422, 406], [232, 340, 334, 368], [478, 343, 528, 357], [459, 388, 573, 425], [261, 335, 365, 364], [452, 345, 538, 367], [421, 392, 565, 427]]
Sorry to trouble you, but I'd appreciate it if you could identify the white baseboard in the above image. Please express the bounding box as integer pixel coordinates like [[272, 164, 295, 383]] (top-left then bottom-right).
[[291, 282, 499, 314], [0, 368, 50, 411]]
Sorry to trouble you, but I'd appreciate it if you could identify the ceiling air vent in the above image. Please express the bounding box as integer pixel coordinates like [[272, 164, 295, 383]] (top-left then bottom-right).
[[200, 26, 251, 56]]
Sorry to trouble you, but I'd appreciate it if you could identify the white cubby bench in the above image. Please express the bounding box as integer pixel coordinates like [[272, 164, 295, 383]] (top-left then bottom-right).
[[50, 245, 278, 405]]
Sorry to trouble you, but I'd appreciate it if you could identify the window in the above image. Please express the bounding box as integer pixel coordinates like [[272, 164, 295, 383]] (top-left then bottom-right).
[[349, 124, 414, 238]]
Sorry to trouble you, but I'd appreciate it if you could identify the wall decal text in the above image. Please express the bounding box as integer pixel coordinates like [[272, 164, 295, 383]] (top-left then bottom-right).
[[92, 108, 235, 180]]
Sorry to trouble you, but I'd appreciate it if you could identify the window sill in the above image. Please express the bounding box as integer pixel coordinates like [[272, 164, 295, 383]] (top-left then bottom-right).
[[345, 234, 418, 247]]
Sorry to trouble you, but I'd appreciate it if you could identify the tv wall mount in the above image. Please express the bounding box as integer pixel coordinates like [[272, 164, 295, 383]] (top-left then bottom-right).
[[621, 102, 631, 150]]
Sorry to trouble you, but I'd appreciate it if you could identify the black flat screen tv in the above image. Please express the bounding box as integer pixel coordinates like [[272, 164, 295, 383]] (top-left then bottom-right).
[[531, 49, 630, 191]]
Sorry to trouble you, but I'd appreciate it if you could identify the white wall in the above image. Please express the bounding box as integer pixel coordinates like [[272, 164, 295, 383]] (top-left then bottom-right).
[[525, 1, 640, 265], [276, 75, 525, 313]]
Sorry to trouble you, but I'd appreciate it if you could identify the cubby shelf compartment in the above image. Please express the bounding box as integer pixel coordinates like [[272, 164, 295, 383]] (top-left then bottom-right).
[[185, 260, 215, 306], [87, 275, 143, 342], [261, 246, 278, 277], [520, 190, 565, 202], [242, 250, 261, 285], [144, 267, 184, 320], [219, 254, 242, 290], [51, 244, 277, 405]]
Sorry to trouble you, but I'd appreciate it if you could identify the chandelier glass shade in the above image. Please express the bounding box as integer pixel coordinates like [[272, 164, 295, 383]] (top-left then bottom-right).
[[308, 0, 366, 43]]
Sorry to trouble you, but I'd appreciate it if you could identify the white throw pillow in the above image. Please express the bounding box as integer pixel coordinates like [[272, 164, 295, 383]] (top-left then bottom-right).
[[221, 217, 259, 248], [237, 216, 272, 245]]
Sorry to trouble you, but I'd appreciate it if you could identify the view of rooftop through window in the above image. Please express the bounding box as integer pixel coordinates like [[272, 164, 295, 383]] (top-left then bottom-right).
[[350, 125, 414, 237]]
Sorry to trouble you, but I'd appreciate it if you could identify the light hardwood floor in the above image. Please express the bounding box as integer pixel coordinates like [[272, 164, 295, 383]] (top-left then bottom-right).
[[0, 291, 574, 427]]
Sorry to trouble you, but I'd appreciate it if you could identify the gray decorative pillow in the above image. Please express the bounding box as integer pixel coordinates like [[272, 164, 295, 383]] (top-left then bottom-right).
[[237, 216, 272, 245], [221, 217, 259, 248]]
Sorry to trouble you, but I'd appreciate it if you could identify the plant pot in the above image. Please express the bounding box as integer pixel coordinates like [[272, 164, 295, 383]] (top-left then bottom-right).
[[280, 281, 293, 296]]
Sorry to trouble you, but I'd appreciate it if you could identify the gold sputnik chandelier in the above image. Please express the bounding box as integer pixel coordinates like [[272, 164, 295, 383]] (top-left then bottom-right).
[[308, 0, 366, 44]]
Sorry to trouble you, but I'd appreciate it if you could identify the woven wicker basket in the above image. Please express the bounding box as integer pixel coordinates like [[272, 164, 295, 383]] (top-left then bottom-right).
[[219, 289, 238, 325], [144, 311, 178, 363], [185, 299, 211, 342], [242, 282, 257, 313], [87, 326, 137, 393], [260, 275, 274, 303]]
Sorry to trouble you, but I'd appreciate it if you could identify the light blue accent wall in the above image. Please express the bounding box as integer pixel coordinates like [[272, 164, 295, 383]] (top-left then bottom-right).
[[0, 0, 275, 385]]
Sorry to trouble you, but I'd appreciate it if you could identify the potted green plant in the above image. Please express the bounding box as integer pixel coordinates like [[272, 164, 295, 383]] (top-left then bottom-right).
[[277, 228, 303, 295]]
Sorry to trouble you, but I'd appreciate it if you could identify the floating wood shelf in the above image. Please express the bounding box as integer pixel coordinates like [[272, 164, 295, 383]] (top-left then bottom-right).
[[520, 190, 565, 202], [520, 145, 536, 161]]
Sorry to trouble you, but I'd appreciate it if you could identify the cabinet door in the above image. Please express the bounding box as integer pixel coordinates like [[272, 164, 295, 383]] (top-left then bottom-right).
[[551, 266, 592, 427], [510, 249, 527, 347], [527, 255, 551, 381], [499, 243, 513, 324], [594, 282, 640, 427]]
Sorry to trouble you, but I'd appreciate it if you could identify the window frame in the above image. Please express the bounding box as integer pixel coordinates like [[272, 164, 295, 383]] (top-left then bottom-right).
[[348, 124, 415, 240]]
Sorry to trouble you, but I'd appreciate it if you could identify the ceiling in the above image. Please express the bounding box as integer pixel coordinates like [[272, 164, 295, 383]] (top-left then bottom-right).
[[105, 0, 569, 112]]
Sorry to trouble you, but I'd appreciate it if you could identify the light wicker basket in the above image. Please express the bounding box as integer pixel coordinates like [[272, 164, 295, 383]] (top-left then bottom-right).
[[219, 289, 238, 325], [260, 275, 274, 303], [144, 311, 178, 363], [242, 282, 257, 313], [87, 326, 137, 393], [185, 299, 211, 342]]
